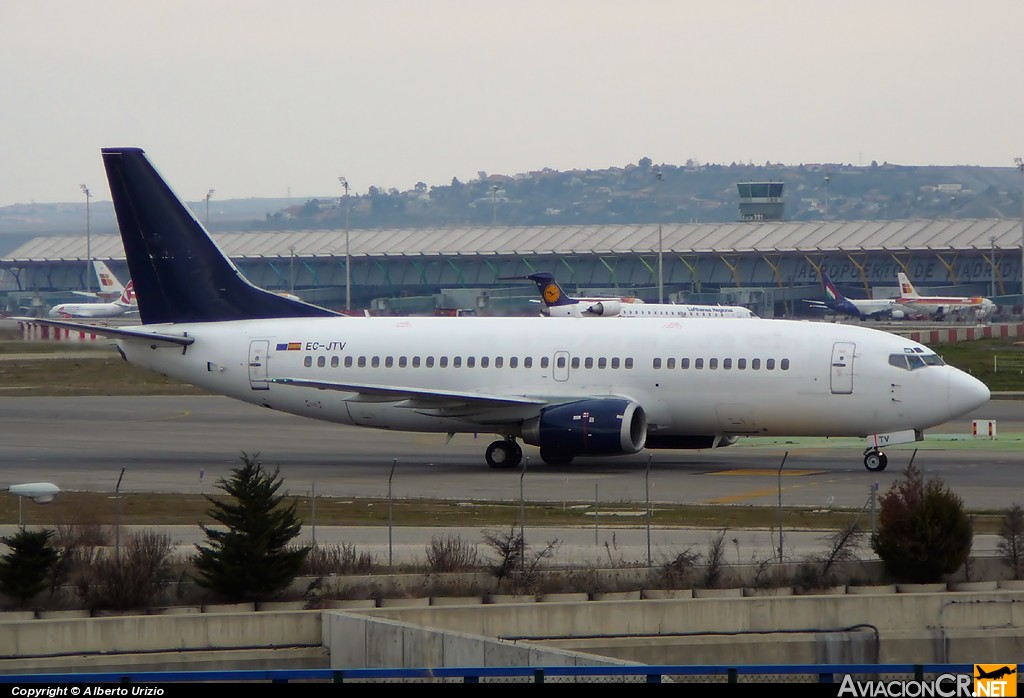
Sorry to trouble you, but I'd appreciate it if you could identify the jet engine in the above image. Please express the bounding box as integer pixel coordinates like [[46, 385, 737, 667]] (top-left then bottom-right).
[[582, 300, 622, 317], [890, 309, 905, 320], [521, 398, 646, 456]]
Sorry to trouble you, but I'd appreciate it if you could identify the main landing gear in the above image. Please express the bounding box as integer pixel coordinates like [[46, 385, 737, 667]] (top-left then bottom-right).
[[863, 448, 888, 472], [486, 438, 522, 469]]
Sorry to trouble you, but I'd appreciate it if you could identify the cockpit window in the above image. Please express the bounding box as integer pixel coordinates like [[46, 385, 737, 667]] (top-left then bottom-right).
[[890, 352, 944, 370]]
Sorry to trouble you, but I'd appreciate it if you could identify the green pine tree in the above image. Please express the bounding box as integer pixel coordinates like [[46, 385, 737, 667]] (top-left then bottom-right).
[[0, 528, 61, 607], [870, 462, 973, 583], [192, 452, 309, 602]]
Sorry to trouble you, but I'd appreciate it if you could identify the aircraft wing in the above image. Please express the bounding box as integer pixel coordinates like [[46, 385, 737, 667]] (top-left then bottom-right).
[[270, 376, 545, 409], [11, 317, 194, 347]]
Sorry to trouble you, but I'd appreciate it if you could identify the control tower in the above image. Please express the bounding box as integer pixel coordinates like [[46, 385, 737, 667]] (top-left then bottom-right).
[[737, 181, 785, 221]]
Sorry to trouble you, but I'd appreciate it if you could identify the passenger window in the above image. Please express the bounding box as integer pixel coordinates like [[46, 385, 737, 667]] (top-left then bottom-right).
[[304, 356, 312, 368], [666, 358, 675, 369], [556, 356, 566, 369], [344, 356, 353, 368], [511, 357, 519, 368], [767, 358, 776, 370], [653, 358, 662, 369], [317, 356, 326, 368], [598, 357, 607, 369], [723, 358, 731, 369], [611, 357, 620, 369], [399, 356, 407, 368], [571, 357, 580, 369], [371, 356, 380, 368], [524, 357, 533, 369], [426, 356, 435, 368], [681, 358, 690, 369], [738, 358, 746, 370], [330, 356, 339, 368], [384, 356, 393, 368], [752, 358, 761, 370], [412, 356, 420, 368], [585, 357, 594, 369], [358, 356, 366, 368], [453, 357, 462, 368], [479, 357, 488, 368], [695, 358, 704, 369], [780, 358, 789, 370], [624, 358, 633, 369], [709, 358, 718, 369], [540, 357, 549, 369], [494, 357, 502, 368], [440, 357, 449, 368]]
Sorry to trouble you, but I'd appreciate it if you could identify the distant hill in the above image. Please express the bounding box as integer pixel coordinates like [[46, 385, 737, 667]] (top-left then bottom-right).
[[3, 161, 1022, 252]]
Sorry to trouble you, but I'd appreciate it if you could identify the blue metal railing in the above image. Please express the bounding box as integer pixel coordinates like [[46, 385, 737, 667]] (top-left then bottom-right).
[[0, 664, 977, 684]]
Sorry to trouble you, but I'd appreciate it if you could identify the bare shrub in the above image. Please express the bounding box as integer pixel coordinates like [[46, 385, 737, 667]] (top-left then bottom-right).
[[77, 530, 176, 610], [998, 503, 1024, 580], [301, 543, 375, 576], [655, 547, 700, 589], [425, 534, 479, 573], [481, 526, 559, 595], [793, 523, 866, 591], [701, 529, 731, 589], [52, 522, 112, 548]]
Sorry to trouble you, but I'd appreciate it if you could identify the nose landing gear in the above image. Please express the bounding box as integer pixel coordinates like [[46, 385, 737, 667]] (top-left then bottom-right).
[[864, 448, 888, 472]]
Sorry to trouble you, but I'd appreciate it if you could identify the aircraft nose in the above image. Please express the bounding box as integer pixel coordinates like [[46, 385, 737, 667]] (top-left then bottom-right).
[[947, 368, 990, 419]]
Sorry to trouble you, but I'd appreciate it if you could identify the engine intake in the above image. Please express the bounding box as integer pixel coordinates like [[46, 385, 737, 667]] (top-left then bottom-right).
[[522, 398, 646, 456], [582, 300, 621, 316]]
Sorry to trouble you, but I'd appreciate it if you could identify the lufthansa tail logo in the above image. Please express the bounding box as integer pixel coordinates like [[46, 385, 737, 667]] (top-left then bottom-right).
[[543, 284, 561, 304]]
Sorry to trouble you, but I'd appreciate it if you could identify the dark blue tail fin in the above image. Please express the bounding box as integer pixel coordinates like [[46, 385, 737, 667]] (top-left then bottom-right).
[[523, 272, 577, 308], [101, 147, 338, 324]]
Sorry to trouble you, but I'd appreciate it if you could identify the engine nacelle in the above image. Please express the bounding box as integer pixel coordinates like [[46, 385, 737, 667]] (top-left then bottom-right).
[[522, 399, 646, 456], [644, 434, 739, 450], [890, 309, 905, 320], [583, 300, 621, 317]]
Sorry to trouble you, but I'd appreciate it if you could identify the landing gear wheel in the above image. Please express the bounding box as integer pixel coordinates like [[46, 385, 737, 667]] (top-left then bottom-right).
[[539, 447, 575, 465], [864, 449, 888, 472], [486, 440, 522, 469]]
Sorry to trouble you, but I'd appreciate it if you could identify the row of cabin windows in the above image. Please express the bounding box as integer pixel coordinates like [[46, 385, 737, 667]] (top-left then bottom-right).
[[653, 357, 791, 371], [300, 354, 787, 372], [302, 355, 637, 370]]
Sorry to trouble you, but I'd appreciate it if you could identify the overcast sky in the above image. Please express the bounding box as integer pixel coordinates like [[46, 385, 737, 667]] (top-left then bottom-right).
[[2, 1, 1022, 207]]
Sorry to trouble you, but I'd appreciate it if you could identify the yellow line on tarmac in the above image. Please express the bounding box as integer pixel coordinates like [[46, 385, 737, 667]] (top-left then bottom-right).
[[708, 469, 825, 477]]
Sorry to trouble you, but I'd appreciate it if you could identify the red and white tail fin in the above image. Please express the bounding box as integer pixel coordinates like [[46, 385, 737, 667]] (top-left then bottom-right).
[[117, 280, 137, 307], [897, 272, 919, 299]]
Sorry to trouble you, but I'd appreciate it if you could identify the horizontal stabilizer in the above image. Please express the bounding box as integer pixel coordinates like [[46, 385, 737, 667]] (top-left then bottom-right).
[[11, 317, 194, 347]]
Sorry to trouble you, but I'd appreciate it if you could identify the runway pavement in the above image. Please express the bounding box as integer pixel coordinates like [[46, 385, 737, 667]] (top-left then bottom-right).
[[0, 394, 1021, 567]]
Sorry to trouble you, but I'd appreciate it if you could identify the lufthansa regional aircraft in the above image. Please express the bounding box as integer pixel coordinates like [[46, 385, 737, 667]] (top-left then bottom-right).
[[23, 147, 991, 473], [517, 272, 758, 319]]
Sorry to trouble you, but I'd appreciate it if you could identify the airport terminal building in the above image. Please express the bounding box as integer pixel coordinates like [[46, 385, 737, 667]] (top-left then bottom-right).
[[2, 216, 1023, 319]]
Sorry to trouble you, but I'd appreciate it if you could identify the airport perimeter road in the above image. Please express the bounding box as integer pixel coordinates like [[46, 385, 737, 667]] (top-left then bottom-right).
[[1, 395, 1022, 512]]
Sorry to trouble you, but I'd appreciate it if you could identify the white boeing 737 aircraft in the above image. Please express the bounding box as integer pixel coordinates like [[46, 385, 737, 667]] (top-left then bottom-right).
[[24, 148, 990, 473]]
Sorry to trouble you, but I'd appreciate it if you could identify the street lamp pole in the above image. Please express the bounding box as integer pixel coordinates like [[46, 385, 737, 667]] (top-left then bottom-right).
[[655, 170, 664, 303], [80, 185, 92, 293], [1016, 157, 1024, 302], [205, 189, 215, 226], [990, 236, 997, 299], [339, 177, 351, 311]]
